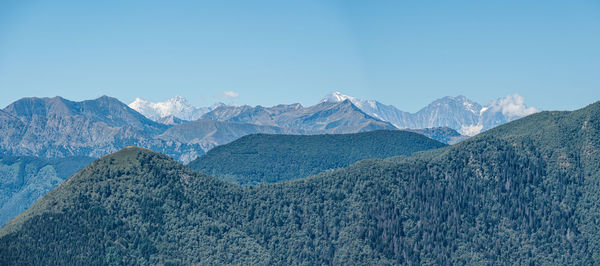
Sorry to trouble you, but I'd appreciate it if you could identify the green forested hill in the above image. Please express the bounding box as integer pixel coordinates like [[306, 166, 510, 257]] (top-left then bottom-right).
[[187, 130, 447, 185], [0, 156, 93, 226], [1, 102, 600, 264]]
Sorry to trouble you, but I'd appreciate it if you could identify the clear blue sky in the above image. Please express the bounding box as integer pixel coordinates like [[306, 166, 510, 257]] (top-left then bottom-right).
[[1, 0, 599, 112]]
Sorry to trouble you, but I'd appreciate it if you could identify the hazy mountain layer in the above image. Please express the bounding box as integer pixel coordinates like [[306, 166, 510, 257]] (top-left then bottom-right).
[[1, 101, 598, 264], [187, 130, 446, 185], [157, 119, 299, 152], [0, 156, 93, 226]]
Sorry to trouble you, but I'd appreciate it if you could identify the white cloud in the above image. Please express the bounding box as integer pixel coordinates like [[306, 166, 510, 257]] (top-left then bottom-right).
[[486, 94, 538, 119], [221, 90, 239, 99], [459, 124, 484, 136]]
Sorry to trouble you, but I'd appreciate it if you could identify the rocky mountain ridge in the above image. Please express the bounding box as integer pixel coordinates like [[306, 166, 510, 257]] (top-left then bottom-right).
[[321, 92, 538, 135], [131, 92, 537, 136], [0, 96, 402, 163]]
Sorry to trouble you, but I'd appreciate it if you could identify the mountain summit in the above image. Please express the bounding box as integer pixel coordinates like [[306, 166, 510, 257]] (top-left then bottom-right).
[[201, 99, 396, 134], [321, 92, 537, 135], [0, 96, 201, 161], [129, 96, 222, 121]]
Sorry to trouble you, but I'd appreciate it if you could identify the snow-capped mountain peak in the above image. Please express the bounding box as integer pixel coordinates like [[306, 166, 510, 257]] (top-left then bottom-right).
[[461, 98, 479, 114], [319, 92, 537, 136], [321, 92, 355, 103], [322, 92, 379, 114], [129, 96, 217, 122]]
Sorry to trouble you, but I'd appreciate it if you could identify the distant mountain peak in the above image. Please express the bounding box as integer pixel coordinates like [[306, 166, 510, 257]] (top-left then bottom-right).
[[322, 92, 380, 112], [157, 115, 186, 125], [129, 96, 219, 121], [317, 92, 537, 136], [96, 95, 114, 100], [430, 95, 482, 114], [210, 102, 226, 109], [170, 95, 186, 101], [321, 91, 355, 103]]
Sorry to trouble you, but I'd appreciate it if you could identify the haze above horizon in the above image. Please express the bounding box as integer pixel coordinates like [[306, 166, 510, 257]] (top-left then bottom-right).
[[1, 0, 599, 112]]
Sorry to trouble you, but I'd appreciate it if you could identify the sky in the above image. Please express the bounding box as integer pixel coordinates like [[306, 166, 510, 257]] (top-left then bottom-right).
[[1, 0, 599, 112]]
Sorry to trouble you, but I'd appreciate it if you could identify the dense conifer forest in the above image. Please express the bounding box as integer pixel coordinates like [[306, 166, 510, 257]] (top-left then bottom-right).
[[187, 130, 446, 185], [1, 102, 599, 264]]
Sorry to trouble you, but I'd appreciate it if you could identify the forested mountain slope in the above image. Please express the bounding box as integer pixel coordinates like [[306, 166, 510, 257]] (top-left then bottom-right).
[[0, 148, 268, 265], [1, 101, 599, 264], [187, 130, 446, 185]]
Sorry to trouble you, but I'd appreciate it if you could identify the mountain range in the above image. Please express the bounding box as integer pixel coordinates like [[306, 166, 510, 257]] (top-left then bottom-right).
[[130, 93, 537, 136], [0, 96, 203, 162], [0, 92, 536, 167], [201, 99, 397, 134], [1, 100, 598, 264], [0, 95, 454, 164], [321, 92, 538, 135]]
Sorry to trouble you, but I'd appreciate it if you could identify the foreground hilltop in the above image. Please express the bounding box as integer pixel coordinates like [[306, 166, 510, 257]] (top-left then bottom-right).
[[1, 101, 599, 264]]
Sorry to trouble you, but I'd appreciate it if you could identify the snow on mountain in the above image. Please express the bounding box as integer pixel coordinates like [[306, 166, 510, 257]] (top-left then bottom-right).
[[321, 92, 409, 126], [129, 96, 220, 121], [131, 92, 536, 136], [201, 99, 397, 134], [321, 92, 537, 136], [321, 92, 378, 111]]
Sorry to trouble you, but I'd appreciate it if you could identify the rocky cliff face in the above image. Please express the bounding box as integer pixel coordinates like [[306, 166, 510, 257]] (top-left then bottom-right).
[[0, 96, 201, 162], [202, 100, 397, 134]]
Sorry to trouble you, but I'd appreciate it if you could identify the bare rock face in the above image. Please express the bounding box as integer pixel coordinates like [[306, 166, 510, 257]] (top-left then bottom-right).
[[1, 94, 478, 165], [321, 92, 537, 136], [1, 96, 398, 164], [201, 99, 397, 134], [0, 96, 202, 163]]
